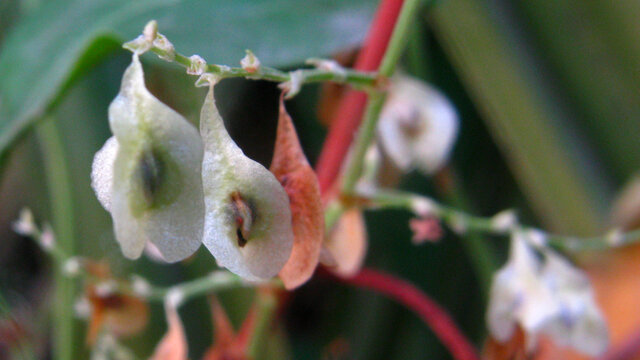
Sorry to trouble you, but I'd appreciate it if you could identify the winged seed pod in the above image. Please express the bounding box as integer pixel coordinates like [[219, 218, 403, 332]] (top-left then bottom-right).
[[270, 94, 324, 289], [377, 74, 458, 175], [91, 53, 204, 262], [199, 84, 293, 281]]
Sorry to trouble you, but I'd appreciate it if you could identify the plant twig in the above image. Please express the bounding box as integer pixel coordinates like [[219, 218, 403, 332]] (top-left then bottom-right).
[[360, 188, 640, 253], [330, 267, 480, 360], [147, 45, 378, 89]]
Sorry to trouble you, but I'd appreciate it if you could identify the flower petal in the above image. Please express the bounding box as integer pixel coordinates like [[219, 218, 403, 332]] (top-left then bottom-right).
[[270, 95, 324, 289], [91, 136, 118, 212], [200, 86, 293, 280], [322, 208, 367, 277]]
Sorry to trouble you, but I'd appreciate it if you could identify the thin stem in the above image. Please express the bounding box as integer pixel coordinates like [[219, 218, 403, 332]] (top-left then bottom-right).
[[247, 289, 278, 358], [340, 0, 424, 194], [331, 268, 480, 360], [35, 118, 77, 360], [149, 47, 379, 89], [360, 188, 640, 253], [434, 168, 498, 300]]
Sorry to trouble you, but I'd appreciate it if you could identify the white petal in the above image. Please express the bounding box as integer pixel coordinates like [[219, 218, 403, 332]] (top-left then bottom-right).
[[199, 87, 293, 280], [108, 54, 204, 262], [91, 136, 118, 212]]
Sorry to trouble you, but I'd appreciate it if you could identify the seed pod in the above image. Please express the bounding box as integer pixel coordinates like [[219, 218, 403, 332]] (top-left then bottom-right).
[[199, 85, 293, 281], [93, 53, 205, 262], [270, 94, 324, 289]]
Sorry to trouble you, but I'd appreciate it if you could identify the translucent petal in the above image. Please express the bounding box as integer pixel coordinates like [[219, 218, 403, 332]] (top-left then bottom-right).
[[200, 87, 293, 280], [91, 136, 118, 212], [108, 54, 204, 262]]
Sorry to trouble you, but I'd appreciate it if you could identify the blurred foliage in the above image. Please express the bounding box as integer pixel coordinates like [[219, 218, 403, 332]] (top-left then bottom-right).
[[1, 0, 639, 359]]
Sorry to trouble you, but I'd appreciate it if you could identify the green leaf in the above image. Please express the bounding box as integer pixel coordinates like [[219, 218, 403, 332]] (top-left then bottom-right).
[[430, 0, 613, 235], [516, 1, 640, 181], [0, 0, 376, 165]]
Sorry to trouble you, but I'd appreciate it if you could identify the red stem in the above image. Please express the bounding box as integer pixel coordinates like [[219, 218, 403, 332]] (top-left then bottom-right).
[[329, 267, 480, 360], [315, 0, 404, 193]]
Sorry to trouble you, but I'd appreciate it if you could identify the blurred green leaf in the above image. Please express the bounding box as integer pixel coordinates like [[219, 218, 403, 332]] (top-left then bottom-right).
[[517, 1, 640, 181], [0, 0, 375, 166], [429, 0, 613, 235]]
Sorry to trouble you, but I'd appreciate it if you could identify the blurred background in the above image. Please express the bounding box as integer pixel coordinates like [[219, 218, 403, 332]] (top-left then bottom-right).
[[1, 0, 639, 359]]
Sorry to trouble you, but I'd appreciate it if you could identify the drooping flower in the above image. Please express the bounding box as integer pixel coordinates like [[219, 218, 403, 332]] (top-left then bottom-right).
[[270, 94, 324, 289], [377, 74, 459, 175], [198, 82, 293, 281], [91, 53, 205, 262], [487, 232, 608, 356]]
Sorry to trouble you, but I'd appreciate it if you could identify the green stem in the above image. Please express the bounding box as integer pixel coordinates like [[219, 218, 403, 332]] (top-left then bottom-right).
[[361, 188, 640, 253], [340, 0, 424, 194], [36, 118, 77, 360], [149, 48, 378, 90], [247, 290, 278, 359], [435, 169, 497, 300]]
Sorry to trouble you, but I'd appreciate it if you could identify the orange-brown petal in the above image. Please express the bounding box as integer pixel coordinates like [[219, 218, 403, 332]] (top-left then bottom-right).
[[150, 304, 188, 360], [322, 208, 367, 277], [270, 94, 324, 289]]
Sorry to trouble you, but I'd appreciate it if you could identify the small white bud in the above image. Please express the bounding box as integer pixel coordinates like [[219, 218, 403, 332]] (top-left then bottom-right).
[[491, 209, 518, 232], [187, 55, 208, 75], [153, 34, 175, 61], [74, 296, 91, 319], [40, 224, 56, 250], [524, 228, 548, 248], [123, 35, 153, 54], [95, 280, 117, 297], [240, 50, 261, 73], [280, 70, 304, 99], [605, 228, 624, 247], [13, 208, 36, 236], [143, 20, 158, 43], [131, 275, 152, 297], [410, 197, 437, 217], [63, 257, 81, 276], [166, 287, 184, 309], [305, 58, 347, 79]]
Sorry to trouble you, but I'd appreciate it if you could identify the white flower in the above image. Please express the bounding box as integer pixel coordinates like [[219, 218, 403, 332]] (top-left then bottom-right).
[[488, 233, 559, 341], [487, 232, 609, 356], [377, 74, 459, 174], [199, 86, 293, 281], [91, 53, 205, 262]]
